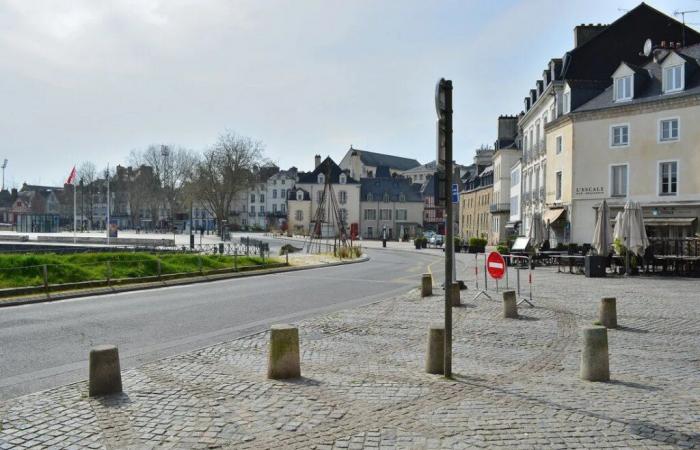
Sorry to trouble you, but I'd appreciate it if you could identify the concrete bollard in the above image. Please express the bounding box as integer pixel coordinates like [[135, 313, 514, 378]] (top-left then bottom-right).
[[599, 297, 617, 329], [425, 324, 445, 375], [451, 282, 461, 307], [421, 273, 432, 297], [89, 345, 123, 397], [580, 326, 610, 382], [267, 324, 301, 379], [502, 290, 518, 318]]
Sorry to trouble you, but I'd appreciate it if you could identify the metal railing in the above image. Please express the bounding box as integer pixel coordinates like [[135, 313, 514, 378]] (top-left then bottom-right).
[[489, 203, 510, 213]]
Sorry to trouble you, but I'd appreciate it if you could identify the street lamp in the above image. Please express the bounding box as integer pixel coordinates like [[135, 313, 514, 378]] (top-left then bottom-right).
[[1, 159, 7, 191], [160, 145, 174, 241]]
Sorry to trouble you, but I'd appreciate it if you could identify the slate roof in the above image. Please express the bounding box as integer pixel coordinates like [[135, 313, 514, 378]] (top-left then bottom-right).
[[360, 177, 423, 203], [297, 157, 358, 184], [575, 43, 700, 112], [402, 161, 437, 174], [352, 148, 420, 171], [287, 186, 310, 201]]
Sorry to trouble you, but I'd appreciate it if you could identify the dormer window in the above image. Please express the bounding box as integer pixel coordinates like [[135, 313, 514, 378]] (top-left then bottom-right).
[[367, 193, 373, 202], [614, 75, 633, 102], [663, 64, 684, 93], [296, 191, 303, 201], [317, 173, 325, 185], [339, 173, 347, 184], [562, 91, 571, 114]]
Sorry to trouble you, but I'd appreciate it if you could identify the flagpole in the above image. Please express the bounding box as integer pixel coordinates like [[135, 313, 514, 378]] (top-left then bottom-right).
[[73, 181, 77, 244]]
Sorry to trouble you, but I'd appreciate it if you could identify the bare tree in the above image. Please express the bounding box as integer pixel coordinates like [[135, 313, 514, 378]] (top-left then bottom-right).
[[77, 161, 97, 229], [129, 145, 196, 229], [192, 132, 265, 235]]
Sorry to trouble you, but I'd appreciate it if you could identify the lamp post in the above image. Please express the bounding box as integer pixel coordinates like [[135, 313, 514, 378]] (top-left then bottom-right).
[[80, 178, 84, 232], [1, 159, 7, 191]]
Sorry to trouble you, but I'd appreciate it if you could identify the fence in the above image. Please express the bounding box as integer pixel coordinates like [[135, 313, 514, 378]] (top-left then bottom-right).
[[470, 252, 534, 306]]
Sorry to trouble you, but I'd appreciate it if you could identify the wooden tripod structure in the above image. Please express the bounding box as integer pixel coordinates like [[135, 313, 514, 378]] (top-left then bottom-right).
[[305, 164, 350, 254]]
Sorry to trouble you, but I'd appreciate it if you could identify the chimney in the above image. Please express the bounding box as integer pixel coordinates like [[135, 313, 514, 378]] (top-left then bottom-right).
[[497, 116, 518, 148], [350, 150, 360, 179], [314, 154, 321, 168], [574, 23, 607, 48], [11, 188, 17, 200]]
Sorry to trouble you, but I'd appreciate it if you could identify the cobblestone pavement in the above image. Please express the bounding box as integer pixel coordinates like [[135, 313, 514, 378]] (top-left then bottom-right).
[[1, 260, 698, 449]]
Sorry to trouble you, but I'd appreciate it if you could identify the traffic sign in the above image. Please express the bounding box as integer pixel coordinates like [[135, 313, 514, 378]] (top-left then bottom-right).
[[451, 183, 459, 203], [487, 251, 506, 280]]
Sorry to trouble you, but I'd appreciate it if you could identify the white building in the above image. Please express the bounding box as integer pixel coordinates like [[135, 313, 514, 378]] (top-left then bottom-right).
[[338, 147, 420, 179], [490, 116, 521, 244]]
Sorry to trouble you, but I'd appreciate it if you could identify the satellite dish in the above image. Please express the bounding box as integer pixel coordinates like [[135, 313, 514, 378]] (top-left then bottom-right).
[[643, 39, 653, 57]]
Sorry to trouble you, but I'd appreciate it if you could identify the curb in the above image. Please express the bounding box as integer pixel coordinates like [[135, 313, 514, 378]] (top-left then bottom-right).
[[0, 255, 370, 308]]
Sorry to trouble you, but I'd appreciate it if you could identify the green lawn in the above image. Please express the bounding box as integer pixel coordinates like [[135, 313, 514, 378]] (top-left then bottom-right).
[[0, 252, 276, 289]]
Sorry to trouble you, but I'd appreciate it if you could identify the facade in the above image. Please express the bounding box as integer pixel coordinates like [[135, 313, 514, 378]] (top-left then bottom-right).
[[286, 187, 312, 236], [459, 166, 494, 241], [359, 174, 423, 240], [546, 41, 700, 244], [291, 156, 361, 238], [490, 116, 521, 244], [339, 147, 420, 179], [265, 168, 297, 230], [516, 3, 700, 241], [400, 161, 436, 185]]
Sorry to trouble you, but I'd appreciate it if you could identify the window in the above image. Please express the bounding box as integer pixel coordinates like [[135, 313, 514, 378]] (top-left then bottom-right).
[[555, 171, 562, 201], [663, 65, 683, 93], [339, 208, 348, 222], [659, 161, 678, 196], [383, 193, 390, 202], [510, 196, 519, 216], [364, 209, 377, 220], [317, 174, 325, 185], [510, 170, 520, 186], [611, 125, 629, 147], [399, 193, 405, 202], [396, 209, 407, 221], [659, 118, 679, 142], [281, 189, 286, 199], [250, 194, 255, 203], [339, 174, 347, 184], [556, 136, 563, 154], [272, 204, 277, 213], [295, 210, 303, 221], [379, 209, 392, 220], [366, 193, 373, 202], [259, 206, 264, 214], [272, 189, 277, 199], [281, 203, 286, 212], [259, 194, 264, 203], [562, 92, 571, 114], [610, 165, 628, 197], [338, 190, 347, 204], [614, 75, 633, 101], [250, 205, 255, 214], [296, 191, 303, 201]]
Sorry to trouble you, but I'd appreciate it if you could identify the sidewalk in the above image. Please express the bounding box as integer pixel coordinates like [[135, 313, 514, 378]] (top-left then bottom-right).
[[1, 267, 698, 449]]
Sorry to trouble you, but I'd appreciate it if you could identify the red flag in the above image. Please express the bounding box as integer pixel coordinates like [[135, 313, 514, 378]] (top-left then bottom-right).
[[66, 166, 77, 185]]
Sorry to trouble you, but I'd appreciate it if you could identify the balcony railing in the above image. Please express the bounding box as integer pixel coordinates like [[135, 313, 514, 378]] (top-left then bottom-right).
[[489, 203, 510, 213], [539, 139, 546, 156]]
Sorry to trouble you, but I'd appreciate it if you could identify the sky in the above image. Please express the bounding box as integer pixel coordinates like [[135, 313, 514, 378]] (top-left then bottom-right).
[[1, 0, 698, 187]]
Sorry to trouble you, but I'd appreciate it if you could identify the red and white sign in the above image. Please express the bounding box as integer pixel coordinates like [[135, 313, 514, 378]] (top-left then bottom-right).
[[487, 251, 506, 279]]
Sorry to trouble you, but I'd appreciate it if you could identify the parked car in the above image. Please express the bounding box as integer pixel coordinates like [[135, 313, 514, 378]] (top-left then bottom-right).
[[423, 231, 436, 240], [430, 234, 444, 247]]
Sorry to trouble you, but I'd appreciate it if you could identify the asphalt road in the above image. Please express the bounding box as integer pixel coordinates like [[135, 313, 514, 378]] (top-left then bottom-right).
[[0, 246, 444, 400]]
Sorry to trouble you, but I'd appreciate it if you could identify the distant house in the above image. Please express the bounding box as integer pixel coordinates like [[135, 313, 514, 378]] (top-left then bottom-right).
[[359, 169, 423, 240], [338, 146, 420, 179], [289, 156, 360, 238]]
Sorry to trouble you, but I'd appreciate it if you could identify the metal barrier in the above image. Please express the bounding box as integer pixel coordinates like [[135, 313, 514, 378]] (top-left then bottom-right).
[[470, 253, 534, 306]]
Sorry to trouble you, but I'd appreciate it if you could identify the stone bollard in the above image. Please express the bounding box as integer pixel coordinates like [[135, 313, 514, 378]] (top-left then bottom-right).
[[502, 290, 518, 318], [451, 282, 461, 307], [580, 326, 610, 382], [89, 345, 123, 397], [267, 324, 301, 379], [425, 324, 445, 375], [421, 273, 432, 297], [599, 297, 617, 329]]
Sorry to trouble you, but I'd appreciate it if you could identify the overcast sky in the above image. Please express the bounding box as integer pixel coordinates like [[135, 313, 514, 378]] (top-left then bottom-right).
[[1, 0, 696, 187]]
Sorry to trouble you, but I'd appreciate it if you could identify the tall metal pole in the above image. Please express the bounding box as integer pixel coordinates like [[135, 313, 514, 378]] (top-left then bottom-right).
[[437, 78, 454, 378], [106, 164, 110, 246]]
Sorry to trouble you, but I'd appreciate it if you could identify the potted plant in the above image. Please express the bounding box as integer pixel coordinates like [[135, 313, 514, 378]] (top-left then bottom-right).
[[468, 237, 487, 254], [454, 237, 462, 252], [414, 237, 423, 249]]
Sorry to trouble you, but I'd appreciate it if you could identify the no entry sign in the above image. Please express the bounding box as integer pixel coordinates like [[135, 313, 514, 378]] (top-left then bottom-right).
[[487, 251, 506, 279]]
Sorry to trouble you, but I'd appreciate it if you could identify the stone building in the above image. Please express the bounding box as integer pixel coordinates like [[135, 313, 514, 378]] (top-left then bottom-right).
[[459, 166, 494, 241], [338, 147, 420, 179], [545, 41, 700, 244], [359, 169, 424, 240]]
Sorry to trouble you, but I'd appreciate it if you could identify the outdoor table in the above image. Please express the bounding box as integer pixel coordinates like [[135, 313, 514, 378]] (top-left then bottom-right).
[[554, 255, 586, 274]]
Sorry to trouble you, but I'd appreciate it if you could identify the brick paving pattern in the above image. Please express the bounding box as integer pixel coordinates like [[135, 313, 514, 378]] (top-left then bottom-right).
[[1, 260, 699, 449]]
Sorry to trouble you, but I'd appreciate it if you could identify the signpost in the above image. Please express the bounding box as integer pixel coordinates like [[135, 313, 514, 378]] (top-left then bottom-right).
[[436, 78, 453, 378], [451, 184, 458, 204]]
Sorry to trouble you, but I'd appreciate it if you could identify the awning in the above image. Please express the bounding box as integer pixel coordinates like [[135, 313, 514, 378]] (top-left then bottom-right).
[[542, 208, 565, 225], [643, 217, 697, 227]]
